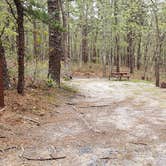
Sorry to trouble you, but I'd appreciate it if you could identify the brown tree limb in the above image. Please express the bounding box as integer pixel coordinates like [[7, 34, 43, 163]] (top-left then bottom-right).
[[4, 0, 17, 20], [21, 116, 40, 126], [79, 104, 112, 108], [71, 105, 102, 133], [0, 146, 17, 153], [22, 154, 66, 161], [0, 107, 5, 113]]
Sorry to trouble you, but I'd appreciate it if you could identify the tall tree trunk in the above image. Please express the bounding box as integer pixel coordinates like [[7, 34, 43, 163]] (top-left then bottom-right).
[[127, 31, 134, 74], [137, 34, 142, 70], [48, 0, 62, 87], [14, 0, 25, 94], [59, 0, 67, 61], [0, 40, 10, 89], [81, 2, 88, 64], [115, 35, 120, 72], [150, 0, 161, 87], [59, 0, 71, 78], [102, 54, 106, 77], [67, 1, 71, 65], [92, 46, 97, 63], [0, 43, 4, 108], [143, 38, 149, 80], [33, 20, 39, 58], [91, 30, 98, 63], [33, 20, 39, 81], [82, 24, 88, 63], [114, 0, 120, 72], [155, 56, 160, 87]]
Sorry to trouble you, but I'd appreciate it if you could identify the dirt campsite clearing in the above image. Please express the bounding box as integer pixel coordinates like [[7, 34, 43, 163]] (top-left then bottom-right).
[[0, 78, 166, 166]]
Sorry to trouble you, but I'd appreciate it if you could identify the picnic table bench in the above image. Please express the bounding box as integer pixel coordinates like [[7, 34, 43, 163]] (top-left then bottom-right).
[[111, 72, 130, 80]]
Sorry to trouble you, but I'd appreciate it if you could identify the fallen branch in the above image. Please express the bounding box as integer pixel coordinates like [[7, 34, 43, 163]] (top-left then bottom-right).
[[66, 102, 76, 106], [100, 157, 117, 160], [0, 107, 5, 113], [71, 105, 102, 133], [79, 104, 112, 108], [0, 146, 17, 153], [129, 142, 147, 146], [21, 116, 40, 126], [20, 146, 66, 161], [22, 155, 66, 161]]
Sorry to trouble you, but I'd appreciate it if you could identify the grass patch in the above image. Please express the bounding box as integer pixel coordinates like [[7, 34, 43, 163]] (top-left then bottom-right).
[[61, 83, 78, 93], [130, 79, 152, 84]]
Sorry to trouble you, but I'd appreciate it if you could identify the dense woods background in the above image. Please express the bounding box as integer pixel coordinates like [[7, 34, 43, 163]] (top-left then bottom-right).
[[0, 0, 166, 107]]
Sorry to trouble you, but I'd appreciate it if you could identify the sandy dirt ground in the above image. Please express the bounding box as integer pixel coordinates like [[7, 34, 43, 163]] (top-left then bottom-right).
[[0, 78, 166, 166]]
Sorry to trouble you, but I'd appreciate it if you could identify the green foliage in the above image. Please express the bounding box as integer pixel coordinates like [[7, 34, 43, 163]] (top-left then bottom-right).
[[0, 0, 165, 89], [46, 77, 56, 88], [25, 0, 64, 31]]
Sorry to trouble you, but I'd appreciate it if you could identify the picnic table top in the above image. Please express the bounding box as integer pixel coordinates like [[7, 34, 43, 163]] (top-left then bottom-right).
[[111, 72, 129, 75]]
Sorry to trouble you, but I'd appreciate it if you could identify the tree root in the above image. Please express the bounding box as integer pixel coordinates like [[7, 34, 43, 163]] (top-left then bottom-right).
[[71, 105, 102, 134], [0, 146, 17, 153]]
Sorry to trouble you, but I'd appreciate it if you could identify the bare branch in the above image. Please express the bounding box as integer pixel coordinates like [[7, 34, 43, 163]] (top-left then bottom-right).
[[5, 0, 17, 20], [0, 26, 6, 39]]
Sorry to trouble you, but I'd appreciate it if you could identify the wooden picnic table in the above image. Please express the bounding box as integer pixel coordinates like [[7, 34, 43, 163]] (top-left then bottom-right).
[[111, 72, 130, 80]]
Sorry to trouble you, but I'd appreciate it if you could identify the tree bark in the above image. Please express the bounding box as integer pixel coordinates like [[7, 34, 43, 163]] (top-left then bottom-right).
[[0, 44, 4, 108], [114, 0, 120, 72], [14, 0, 25, 94], [137, 34, 142, 70], [150, 0, 161, 87], [81, 2, 88, 64], [92, 30, 98, 63], [127, 31, 134, 74], [0, 40, 10, 89], [82, 25, 88, 63], [67, 1, 70, 65], [143, 37, 150, 80], [48, 0, 62, 87], [33, 20, 39, 58], [33, 20, 39, 81], [59, 0, 71, 78]]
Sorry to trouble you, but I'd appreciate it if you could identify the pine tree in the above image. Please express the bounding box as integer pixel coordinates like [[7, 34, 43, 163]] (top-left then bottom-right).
[[48, 0, 62, 87], [14, 0, 25, 94]]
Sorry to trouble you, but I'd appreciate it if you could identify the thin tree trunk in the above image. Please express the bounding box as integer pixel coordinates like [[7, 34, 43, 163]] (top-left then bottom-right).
[[67, 1, 71, 65], [59, 0, 71, 78], [81, 2, 88, 64], [102, 54, 106, 77], [114, 0, 120, 72], [108, 50, 113, 80], [33, 20, 39, 58], [150, 0, 161, 87], [33, 20, 39, 82], [115, 35, 120, 72], [137, 34, 142, 70], [0, 43, 4, 108], [143, 39, 149, 80], [92, 31, 98, 64], [127, 31, 134, 74], [0, 40, 10, 89], [14, 0, 25, 94], [82, 25, 88, 63], [59, 0, 67, 61], [155, 56, 160, 86]]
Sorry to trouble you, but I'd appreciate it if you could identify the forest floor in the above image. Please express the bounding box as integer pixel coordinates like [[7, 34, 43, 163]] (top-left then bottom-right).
[[0, 78, 166, 166]]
